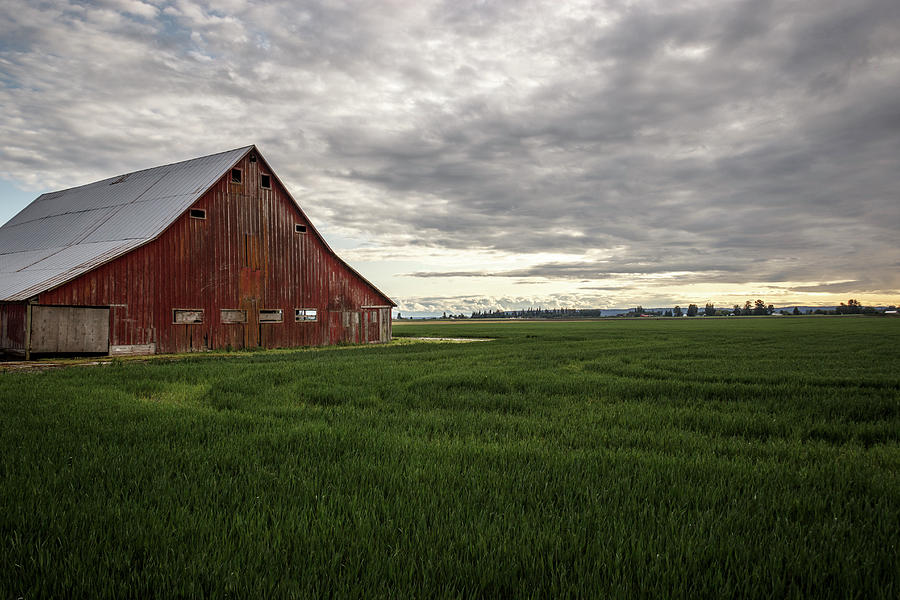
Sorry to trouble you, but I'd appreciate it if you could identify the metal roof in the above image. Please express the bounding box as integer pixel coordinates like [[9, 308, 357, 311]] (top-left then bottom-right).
[[0, 146, 252, 301]]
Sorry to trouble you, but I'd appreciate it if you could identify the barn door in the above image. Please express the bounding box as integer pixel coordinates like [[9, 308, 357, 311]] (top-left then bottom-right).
[[379, 307, 391, 342], [29, 305, 109, 354], [340, 311, 360, 343], [364, 309, 379, 343]]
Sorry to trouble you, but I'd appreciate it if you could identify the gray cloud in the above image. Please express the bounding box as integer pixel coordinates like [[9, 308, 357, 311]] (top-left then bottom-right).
[[1, 0, 899, 303]]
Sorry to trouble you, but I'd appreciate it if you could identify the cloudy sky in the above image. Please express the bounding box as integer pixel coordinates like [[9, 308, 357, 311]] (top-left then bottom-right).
[[1, 0, 899, 314]]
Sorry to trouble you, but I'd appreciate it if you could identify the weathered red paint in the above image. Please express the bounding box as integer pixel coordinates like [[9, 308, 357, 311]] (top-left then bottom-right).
[[10, 149, 393, 354], [0, 303, 26, 351]]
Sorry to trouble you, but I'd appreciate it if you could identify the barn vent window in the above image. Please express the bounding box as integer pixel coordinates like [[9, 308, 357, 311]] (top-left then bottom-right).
[[231, 168, 242, 183], [296, 308, 317, 322], [221, 309, 247, 323], [260, 174, 271, 189], [259, 309, 283, 323], [295, 224, 307, 234], [190, 208, 206, 219], [173, 309, 203, 324], [249, 153, 257, 163]]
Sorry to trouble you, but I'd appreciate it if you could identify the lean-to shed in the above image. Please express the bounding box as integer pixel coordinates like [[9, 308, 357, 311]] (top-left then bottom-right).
[[0, 145, 394, 357]]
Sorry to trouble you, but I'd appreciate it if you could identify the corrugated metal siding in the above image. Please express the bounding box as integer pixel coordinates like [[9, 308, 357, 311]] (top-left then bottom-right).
[[35, 152, 393, 353], [0, 240, 146, 302], [0, 146, 253, 301]]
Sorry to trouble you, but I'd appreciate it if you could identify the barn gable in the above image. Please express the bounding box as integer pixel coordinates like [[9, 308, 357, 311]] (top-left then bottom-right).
[[0, 146, 394, 356], [0, 147, 253, 302]]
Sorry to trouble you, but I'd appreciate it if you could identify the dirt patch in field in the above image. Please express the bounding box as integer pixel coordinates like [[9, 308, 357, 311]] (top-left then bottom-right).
[[0, 360, 113, 373]]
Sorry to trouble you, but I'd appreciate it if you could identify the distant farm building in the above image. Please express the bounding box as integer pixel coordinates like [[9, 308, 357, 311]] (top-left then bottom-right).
[[0, 145, 394, 358]]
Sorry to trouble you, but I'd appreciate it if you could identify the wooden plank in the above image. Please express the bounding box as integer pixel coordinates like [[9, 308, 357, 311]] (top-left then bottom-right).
[[30, 306, 109, 353]]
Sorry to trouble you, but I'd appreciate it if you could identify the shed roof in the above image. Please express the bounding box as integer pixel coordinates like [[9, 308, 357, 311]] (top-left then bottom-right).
[[0, 146, 394, 306]]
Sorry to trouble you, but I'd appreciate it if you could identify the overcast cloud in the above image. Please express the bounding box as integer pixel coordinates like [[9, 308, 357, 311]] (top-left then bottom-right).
[[1, 0, 898, 313]]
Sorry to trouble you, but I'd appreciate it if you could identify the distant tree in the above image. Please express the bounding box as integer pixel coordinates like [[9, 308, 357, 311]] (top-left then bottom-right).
[[704, 303, 716, 316], [664, 310, 673, 317], [442, 311, 447, 319], [744, 300, 753, 314], [673, 305, 683, 317], [753, 299, 767, 316], [792, 306, 801, 315], [767, 304, 775, 315], [686, 304, 699, 317], [397, 312, 402, 320], [733, 304, 742, 316], [840, 299, 863, 314]]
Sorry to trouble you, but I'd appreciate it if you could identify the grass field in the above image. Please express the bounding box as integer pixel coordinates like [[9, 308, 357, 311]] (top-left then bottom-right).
[[1, 318, 898, 597]]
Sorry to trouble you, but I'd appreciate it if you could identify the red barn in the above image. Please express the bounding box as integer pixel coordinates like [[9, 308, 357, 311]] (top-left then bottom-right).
[[0, 145, 394, 358]]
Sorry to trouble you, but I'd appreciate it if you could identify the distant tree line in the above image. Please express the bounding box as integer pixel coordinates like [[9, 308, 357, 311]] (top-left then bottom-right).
[[442, 299, 895, 320], [729, 300, 776, 316]]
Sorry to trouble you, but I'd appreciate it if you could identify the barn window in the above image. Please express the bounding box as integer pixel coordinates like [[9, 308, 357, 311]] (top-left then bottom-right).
[[231, 168, 242, 183], [190, 208, 206, 219], [173, 309, 203, 324], [260, 174, 271, 189], [295, 308, 317, 322], [295, 224, 307, 234], [221, 309, 247, 323], [249, 153, 257, 163], [259, 309, 283, 323]]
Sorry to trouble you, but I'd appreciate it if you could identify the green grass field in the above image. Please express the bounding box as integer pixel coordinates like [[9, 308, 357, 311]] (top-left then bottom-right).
[[2, 318, 898, 598]]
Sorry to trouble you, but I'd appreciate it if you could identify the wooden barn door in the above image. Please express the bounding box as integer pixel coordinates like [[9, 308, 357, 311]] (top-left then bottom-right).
[[361, 306, 391, 343], [364, 308, 379, 343], [29, 305, 109, 354], [379, 307, 391, 343]]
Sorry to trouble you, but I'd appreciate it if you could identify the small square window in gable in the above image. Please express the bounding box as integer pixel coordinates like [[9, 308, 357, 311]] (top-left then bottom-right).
[[190, 208, 206, 219], [295, 224, 307, 234], [231, 168, 242, 184], [260, 174, 271, 189]]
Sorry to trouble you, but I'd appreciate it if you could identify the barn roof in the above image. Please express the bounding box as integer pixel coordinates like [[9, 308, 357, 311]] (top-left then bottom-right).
[[0, 146, 394, 306]]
